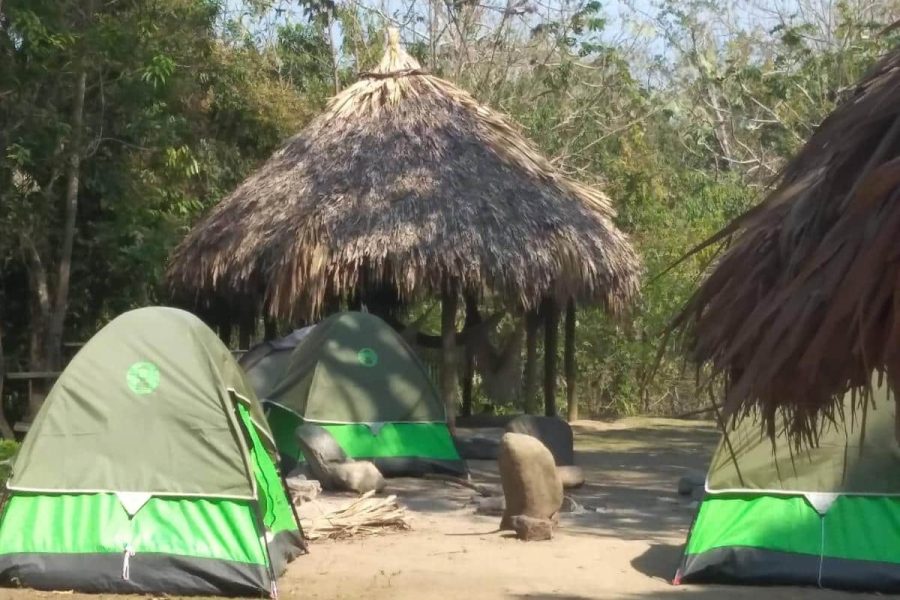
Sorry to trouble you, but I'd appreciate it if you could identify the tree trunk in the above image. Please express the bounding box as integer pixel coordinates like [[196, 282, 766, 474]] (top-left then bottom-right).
[[461, 295, 479, 417], [523, 309, 540, 414], [441, 285, 458, 433], [0, 321, 15, 440], [45, 67, 86, 372], [543, 297, 559, 417], [565, 298, 577, 422]]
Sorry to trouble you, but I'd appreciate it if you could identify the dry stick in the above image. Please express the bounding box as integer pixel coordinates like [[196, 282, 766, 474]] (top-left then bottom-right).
[[422, 473, 495, 497]]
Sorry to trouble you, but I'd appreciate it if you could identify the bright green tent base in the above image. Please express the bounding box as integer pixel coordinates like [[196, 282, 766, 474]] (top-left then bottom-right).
[[0, 493, 267, 564], [267, 403, 463, 473], [679, 494, 900, 590]]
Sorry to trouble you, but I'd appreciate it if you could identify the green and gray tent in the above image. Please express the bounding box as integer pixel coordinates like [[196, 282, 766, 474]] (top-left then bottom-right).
[[0, 307, 304, 597], [677, 377, 900, 592], [242, 312, 464, 477]]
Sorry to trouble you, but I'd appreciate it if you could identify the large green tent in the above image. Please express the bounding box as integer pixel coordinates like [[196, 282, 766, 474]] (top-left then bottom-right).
[[242, 312, 464, 477], [676, 377, 900, 591], [0, 307, 304, 597]]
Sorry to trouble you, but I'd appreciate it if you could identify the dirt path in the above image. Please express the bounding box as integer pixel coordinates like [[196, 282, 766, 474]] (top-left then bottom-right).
[[4, 418, 874, 599]]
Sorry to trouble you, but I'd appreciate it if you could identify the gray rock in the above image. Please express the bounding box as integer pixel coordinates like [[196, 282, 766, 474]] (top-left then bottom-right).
[[505, 415, 575, 466], [474, 495, 506, 516], [294, 424, 349, 485], [510, 515, 554, 541], [286, 476, 321, 503], [453, 433, 500, 460], [328, 461, 386, 494], [498, 432, 563, 530], [677, 470, 706, 496], [557, 465, 585, 489]]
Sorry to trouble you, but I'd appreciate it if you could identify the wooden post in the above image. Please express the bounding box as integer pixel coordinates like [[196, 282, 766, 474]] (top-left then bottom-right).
[[441, 285, 458, 433], [218, 307, 233, 348], [238, 305, 254, 350], [565, 298, 577, 422], [543, 297, 559, 417], [461, 295, 479, 418], [523, 309, 540, 414], [264, 317, 278, 341]]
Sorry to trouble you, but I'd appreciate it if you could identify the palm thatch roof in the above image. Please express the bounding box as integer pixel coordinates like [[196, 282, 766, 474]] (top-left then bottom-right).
[[674, 46, 900, 440], [166, 30, 639, 321]]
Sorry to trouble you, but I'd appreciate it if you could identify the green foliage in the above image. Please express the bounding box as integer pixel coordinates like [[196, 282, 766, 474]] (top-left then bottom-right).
[[2, 0, 899, 420]]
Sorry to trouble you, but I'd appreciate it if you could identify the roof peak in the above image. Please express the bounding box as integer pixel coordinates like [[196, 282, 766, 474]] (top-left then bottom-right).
[[373, 27, 422, 74]]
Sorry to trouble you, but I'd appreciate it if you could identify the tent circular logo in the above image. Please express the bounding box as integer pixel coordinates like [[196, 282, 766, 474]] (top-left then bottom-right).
[[126, 361, 160, 395], [357, 348, 378, 367]]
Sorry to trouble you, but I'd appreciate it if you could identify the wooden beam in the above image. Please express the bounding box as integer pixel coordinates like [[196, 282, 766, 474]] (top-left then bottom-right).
[[543, 297, 559, 417], [523, 309, 540, 414], [441, 285, 459, 432], [461, 295, 479, 418], [565, 298, 577, 422]]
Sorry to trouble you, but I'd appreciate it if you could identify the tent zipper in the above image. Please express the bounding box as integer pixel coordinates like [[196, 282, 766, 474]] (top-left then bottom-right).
[[122, 544, 135, 581]]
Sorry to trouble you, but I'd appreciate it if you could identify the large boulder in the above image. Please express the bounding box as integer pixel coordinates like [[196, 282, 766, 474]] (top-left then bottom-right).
[[505, 415, 575, 466], [329, 462, 386, 494], [453, 431, 501, 460], [295, 424, 385, 493], [498, 432, 563, 530]]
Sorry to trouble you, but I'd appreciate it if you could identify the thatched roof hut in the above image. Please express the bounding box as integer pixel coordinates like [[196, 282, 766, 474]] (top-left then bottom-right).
[[674, 47, 900, 440], [165, 30, 639, 322]]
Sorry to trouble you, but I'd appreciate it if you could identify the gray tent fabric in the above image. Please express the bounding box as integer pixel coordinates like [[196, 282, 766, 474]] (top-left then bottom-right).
[[240, 327, 314, 400], [8, 307, 273, 498]]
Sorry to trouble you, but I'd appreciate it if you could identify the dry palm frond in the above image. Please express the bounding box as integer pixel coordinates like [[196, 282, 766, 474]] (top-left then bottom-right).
[[300, 491, 410, 541], [166, 29, 639, 320], [673, 46, 900, 442]]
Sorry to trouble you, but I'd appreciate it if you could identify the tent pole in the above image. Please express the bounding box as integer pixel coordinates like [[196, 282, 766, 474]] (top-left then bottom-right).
[[441, 284, 458, 433], [543, 297, 559, 417], [523, 309, 540, 414], [565, 298, 577, 423], [461, 294, 479, 418]]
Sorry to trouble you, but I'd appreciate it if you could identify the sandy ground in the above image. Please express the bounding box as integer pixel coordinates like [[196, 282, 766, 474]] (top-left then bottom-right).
[[4, 418, 882, 600]]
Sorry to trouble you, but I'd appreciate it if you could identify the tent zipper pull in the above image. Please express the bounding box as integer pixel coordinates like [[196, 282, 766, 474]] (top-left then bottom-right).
[[122, 544, 135, 581]]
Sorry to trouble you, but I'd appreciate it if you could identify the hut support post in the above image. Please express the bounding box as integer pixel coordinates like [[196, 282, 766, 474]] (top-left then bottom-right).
[[264, 317, 277, 341], [238, 305, 254, 350], [441, 286, 458, 433], [461, 295, 479, 418], [565, 298, 577, 422], [543, 297, 559, 417], [523, 310, 540, 414], [218, 310, 233, 348]]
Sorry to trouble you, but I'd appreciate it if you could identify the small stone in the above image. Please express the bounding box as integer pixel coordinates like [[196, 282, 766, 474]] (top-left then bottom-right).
[[510, 515, 554, 541], [474, 495, 505, 516], [560, 496, 584, 514], [557, 465, 585, 489], [677, 471, 706, 496]]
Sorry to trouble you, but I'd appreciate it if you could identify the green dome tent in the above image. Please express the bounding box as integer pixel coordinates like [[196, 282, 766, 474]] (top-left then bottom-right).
[[0, 307, 304, 597], [676, 376, 900, 592], [242, 312, 464, 477]]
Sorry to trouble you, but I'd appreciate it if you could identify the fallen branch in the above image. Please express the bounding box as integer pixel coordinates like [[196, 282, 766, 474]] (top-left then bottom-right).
[[300, 491, 410, 541], [422, 473, 497, 497]]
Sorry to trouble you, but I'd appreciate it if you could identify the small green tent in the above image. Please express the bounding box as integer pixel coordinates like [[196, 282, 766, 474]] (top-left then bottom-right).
[[242, 312, 464, 477], [0, 307, 304, 597], [676, 377, 900, 592]]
